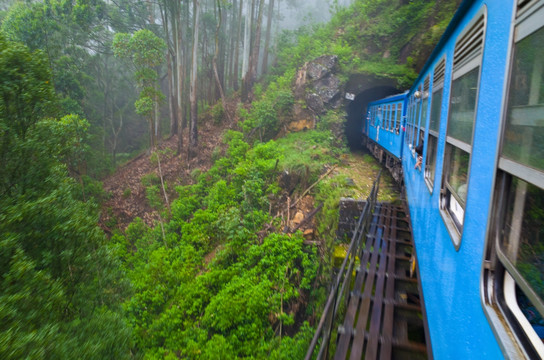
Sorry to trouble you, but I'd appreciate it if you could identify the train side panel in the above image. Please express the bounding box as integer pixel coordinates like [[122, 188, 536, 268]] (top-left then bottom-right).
[[401, 0, 513, 358]]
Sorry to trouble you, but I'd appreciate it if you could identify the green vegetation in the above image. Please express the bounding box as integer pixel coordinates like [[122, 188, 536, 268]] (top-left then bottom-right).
[[0, 34, 133, 359], [0, 0, 457, 358], [112, 128, 340, 358], [272, 0, 461, 88]]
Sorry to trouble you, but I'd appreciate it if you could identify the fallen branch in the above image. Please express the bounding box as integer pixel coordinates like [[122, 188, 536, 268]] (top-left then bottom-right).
[[292, 165, 336, 208], [289, 202, 324, 233], [154, 151, 171, 214]]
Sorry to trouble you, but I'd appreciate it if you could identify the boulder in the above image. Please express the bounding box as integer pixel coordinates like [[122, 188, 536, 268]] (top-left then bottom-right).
[[315, 74, 341, 105], [289, 54, 344, 131], [306, 93, 325, 114], [307, 55, 338, 80]]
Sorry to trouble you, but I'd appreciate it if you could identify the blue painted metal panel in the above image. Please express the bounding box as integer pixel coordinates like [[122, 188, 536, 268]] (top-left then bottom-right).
[[365, 93, 408, 159], [399, 0, 514, 358]]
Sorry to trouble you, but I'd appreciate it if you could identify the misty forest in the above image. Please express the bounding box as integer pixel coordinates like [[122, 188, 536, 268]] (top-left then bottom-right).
[[0, 0, 460, 358]]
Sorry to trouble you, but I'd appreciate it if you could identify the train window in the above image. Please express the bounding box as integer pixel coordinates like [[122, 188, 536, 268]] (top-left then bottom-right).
[[420, 77, 430, 144], [391, 104, 396, 132], [412, 87, 422, 152], [405, 100, 412, 145], [389, 104, 394, 132], [386, 105, 390, 130], [440, 11, 485, 248], [502, 29, 544, 171], [389, 105, 393, 131], [396, 103, 402, 134], [484, 4, 544, 358], [425, 58, 446, 191], [406, 97, 414, 148]]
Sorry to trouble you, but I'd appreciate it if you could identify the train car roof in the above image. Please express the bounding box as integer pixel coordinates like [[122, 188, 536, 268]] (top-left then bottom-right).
[[410, 0, 474, 90]]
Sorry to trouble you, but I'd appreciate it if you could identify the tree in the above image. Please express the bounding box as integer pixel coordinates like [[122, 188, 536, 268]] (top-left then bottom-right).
[[0, 34, 133, 359], [113, 29, 166, 150], [213, 0, 232, 122], [189, 0, 200, 158], [261, 0, 275, 73]]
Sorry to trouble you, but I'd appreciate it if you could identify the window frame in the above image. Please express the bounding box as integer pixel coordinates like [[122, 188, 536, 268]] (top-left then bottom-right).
[[396, 102, 402, 134], [425, 58, 446, 192], [439, 9, 487, 249], [483, 2, 544, 357]]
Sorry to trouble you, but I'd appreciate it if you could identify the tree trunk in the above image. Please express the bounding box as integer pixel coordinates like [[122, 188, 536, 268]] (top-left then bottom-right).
[[189, 0, 200, 158], [241, 0, 252, 101], [167, 52, 177, 135], [233, 0, 243, 91], [261, 0, 275, 73], [249, 0, 265, 87], [213, 0, 231, 122], [173, 9, 185, 154]]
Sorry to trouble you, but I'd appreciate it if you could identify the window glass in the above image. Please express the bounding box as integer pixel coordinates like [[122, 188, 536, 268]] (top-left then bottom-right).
[[502, 27, 544, 171], [430, 88, 443, 132], [389, 105, 393, 131], [385, 105, 391, 130], [406, 102, 412, 144], [500, 178, 544, 303], [413, 100, 421, 148], [396, 103, 402, 133], [516, 286, 544, 343], [425, 135, 438, 185], [391, 104, 396, 131], [421, 97, 428, 131], [447, 67, 480, 145], [445, 144, 470, 205]]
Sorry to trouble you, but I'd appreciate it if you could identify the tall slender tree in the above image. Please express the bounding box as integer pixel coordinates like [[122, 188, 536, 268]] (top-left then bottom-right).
[[213, 0, 231, 122], [261, 0, 275, 73], [189, 0, 200, 158]]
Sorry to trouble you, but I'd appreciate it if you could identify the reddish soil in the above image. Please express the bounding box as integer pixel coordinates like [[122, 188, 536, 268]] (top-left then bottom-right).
[[100, 116, 233, 232]]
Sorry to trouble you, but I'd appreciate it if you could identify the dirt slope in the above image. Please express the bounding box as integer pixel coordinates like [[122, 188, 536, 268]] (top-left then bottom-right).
[[100, 118, 231, 232]]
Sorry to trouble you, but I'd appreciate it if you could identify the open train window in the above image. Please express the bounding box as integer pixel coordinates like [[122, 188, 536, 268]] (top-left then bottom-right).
[[396, 102, 402, 134], [415, 77, 430, 172], [439, 10, 486, 249], [385, 105, 391, 130], [411, 85, 422, 154], [483, 3, 544, 358], [405, 99, 412, 145], [419, 77, 430, 146], [425, 58, 446, 192], [392, 104, 395, 132]]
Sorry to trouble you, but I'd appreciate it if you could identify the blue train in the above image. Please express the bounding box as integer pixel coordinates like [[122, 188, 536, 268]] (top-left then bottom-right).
[[362, 0, 544, 358]]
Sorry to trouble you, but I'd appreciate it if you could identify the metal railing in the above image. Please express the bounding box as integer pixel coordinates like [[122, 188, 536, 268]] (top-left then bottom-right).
[[305, 170, 382, 360]]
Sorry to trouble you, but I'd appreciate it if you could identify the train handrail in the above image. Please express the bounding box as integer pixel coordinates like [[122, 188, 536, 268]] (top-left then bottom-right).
[[304, 170, 382, 360]]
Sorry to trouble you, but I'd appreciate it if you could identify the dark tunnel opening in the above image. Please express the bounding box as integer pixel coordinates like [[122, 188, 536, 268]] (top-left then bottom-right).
[[345, 86, 401, 150]]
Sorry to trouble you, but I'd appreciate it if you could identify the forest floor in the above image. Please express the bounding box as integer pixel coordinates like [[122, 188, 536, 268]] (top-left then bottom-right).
[[99, 116, 233, 232], [99, 115, 398, 235]]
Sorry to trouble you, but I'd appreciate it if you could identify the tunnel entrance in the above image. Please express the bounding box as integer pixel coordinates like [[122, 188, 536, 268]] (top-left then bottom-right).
[[345, 85, 401, 150]]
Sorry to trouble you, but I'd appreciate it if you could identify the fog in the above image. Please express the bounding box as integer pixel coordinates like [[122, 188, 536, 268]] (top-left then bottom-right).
[[278, 0, 355, 31]]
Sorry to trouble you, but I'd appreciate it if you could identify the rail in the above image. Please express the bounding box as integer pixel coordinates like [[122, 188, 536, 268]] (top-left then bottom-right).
[[305, 170, 382, 360]]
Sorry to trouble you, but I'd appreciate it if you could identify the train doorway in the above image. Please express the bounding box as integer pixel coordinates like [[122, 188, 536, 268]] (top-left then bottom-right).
[[345, 86, 400, 150]]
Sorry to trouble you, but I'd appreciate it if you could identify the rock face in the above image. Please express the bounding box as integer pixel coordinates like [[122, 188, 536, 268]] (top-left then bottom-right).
[[290, 55, 344, 131]]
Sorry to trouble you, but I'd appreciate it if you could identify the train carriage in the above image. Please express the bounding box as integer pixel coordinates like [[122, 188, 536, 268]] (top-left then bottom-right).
[[362, 0, 544, 358], [365, 93, 407, 183]]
